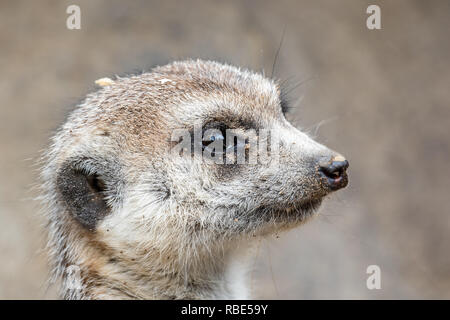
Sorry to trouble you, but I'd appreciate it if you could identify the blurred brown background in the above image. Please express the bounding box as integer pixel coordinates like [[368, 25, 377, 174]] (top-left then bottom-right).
[[0, 0, 449, 299]]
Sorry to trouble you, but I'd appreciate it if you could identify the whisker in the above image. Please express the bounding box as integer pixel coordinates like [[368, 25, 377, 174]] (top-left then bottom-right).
[[282, 76, 316, 96], [271, 26, 287, 79]]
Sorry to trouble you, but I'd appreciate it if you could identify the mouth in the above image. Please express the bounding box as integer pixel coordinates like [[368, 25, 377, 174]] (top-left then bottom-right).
[[320, 171, 348, 190], [284, 198, 323, 216], [243, 197, 323, 235], [254, 197, 323, 222]]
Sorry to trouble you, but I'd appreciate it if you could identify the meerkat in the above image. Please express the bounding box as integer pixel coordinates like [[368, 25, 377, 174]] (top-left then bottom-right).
[[40, 59, 349, 299]]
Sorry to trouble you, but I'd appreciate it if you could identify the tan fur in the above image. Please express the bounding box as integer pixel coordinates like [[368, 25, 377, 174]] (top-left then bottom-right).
[[40, 59, 347, 299]]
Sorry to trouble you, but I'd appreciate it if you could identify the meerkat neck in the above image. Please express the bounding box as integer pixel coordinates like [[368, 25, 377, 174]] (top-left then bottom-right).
[[62, 235, 255, 299]]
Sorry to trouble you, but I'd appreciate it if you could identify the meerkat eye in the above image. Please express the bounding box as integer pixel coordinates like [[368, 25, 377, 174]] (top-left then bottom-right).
[[203, 131, 225, 147], [202, 127, 226, 150], [210, 133, 224, 141]]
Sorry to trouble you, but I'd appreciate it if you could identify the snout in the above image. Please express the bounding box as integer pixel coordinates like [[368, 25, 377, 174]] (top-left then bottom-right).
[[318, 155, 349, 191]]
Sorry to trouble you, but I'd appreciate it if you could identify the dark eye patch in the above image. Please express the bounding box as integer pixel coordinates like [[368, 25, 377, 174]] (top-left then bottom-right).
[[56, 160, 111, 231]]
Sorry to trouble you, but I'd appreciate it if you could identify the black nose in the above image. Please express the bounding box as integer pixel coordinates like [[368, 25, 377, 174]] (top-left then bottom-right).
[[318, 156, 349, 191]]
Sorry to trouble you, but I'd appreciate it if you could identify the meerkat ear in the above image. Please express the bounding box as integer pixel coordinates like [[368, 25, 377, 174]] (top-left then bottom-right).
[[56, 162, 110, 231]]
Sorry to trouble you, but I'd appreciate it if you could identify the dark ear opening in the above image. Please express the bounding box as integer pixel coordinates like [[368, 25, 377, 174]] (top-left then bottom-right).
[[56, 162, 110, 231]]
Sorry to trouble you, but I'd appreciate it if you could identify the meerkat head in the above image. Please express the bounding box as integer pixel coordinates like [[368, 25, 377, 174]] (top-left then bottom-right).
[[41, 59, 348, 299]]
